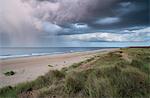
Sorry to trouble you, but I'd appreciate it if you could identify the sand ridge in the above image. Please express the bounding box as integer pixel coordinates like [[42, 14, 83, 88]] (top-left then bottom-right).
[[0, 49, 117, 88]]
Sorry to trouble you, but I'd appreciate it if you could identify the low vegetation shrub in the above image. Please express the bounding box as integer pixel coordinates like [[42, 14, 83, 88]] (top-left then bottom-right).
[[68, 62, 84, 70], [71, 63, 81, 68], [48, 64, 53, 67], [4, 71, 16, 76], [0, 48, 150, 98], [0, 70, 66, 98], [84, 74, 113, 98], [131, 59, 149, 73], [61, 67, 68, 72], [85, 57, 95, 63], [65, 71, 86, 94], [0, 86, 17, 98], [116, 60, 130, 68], [114, 70, 150, 98]]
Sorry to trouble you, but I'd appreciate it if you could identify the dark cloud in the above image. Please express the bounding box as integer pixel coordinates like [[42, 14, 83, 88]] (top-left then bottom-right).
[[0, 0, 149, 47], [46, 0, 149, 35], [116, 0, 149, 27]]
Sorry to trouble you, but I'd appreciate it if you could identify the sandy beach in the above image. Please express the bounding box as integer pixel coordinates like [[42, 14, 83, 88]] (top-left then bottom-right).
[[0, 49, 116, 88]]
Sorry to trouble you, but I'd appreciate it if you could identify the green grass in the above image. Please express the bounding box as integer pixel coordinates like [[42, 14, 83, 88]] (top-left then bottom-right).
[[0, 70, 66, 98], [65, 72, 85, 94], [69, 62, 82, 69], [0, 48, 150, 98]]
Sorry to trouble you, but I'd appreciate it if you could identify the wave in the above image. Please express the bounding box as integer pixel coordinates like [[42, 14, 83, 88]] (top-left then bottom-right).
[[0, 47, 108, 59], [0, 54, 31, 59], [0, 52, 66, 59]]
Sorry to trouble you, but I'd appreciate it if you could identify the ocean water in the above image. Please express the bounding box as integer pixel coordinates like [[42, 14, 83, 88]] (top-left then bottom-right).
[[0, 47, 115, 59]]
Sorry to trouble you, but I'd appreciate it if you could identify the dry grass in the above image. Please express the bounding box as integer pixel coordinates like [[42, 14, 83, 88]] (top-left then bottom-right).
[[0, 48, 150, 98]]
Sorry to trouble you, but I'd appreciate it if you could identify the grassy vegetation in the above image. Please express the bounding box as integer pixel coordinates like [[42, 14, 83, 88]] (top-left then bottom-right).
[[0, 48, 150, 98], [4, 71, 16, 76]]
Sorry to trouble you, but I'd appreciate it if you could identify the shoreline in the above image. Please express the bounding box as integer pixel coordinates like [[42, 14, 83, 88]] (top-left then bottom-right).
[[0, 48, 117, 88], [0, 48, 117, 60], [0, 48, 118, 60]]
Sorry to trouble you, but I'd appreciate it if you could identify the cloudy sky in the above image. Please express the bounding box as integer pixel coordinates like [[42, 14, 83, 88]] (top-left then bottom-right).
[[0, 0, 149, 47]]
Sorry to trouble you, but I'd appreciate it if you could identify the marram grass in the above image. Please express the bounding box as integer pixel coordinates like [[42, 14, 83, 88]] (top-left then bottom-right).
[[0, 48, 150, 98]]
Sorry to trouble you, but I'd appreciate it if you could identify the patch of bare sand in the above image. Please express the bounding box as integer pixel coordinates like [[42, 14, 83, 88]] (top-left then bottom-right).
[[0, 49, 117, 88]]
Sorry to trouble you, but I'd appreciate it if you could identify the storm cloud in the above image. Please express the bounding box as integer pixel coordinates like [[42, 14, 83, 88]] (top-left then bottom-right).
[[0, 0, 149, 47]]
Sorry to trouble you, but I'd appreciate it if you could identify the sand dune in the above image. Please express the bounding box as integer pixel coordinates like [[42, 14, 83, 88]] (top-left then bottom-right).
[[0, 49, 116, 88]]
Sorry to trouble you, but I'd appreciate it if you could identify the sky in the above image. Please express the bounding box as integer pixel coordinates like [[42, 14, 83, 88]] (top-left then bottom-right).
[[0, 0, 149, 47]]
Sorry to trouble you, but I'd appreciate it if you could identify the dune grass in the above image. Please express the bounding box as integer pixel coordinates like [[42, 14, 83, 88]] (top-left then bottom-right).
[[0, 48, 150, 98]]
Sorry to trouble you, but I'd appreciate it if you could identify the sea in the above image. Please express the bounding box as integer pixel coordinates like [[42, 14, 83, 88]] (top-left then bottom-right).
[[0, 47, 116, 59]]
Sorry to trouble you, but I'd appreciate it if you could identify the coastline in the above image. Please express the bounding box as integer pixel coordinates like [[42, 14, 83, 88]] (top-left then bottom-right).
[[0, 48, 117, 88], [0, 47, 116, 60]]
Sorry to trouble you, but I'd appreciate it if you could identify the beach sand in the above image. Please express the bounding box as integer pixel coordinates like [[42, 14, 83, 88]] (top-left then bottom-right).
[[0, 49, 117, 88]]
